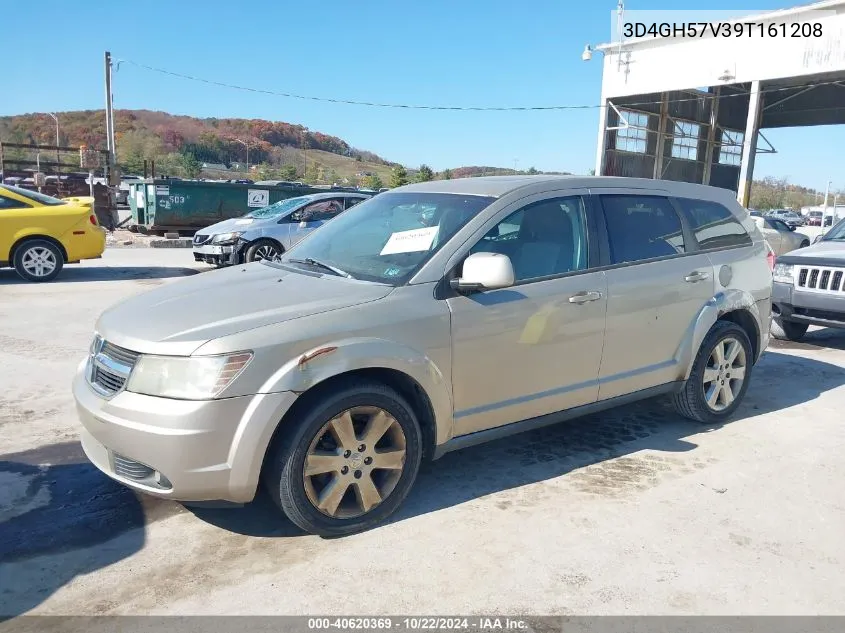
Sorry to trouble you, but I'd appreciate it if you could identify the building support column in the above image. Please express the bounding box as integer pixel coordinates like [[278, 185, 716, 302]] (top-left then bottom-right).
[[594, 97, 609, 176], [738, 80, 762, 207], [702, 87, 720, 185], [652, 92, 669, 179]]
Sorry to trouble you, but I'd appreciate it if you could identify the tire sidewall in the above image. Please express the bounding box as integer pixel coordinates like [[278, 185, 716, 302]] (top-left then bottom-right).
[[245, 239, 282, 263], [690, 323, 753, 422], [273, 386, 423, 535], [13, 239, 63, 282], [772, 317, 808, 341]]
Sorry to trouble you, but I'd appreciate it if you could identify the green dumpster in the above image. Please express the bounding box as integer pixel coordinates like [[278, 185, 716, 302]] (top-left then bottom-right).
[[127, 179, 345, 234]]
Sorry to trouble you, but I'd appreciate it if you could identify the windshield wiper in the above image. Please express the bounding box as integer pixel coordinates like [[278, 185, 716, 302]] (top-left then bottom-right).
[[288, 257, 354, 278]]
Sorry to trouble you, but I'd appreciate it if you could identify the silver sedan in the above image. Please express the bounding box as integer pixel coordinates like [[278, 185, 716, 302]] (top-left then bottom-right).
[[192, 192, 371, 266]]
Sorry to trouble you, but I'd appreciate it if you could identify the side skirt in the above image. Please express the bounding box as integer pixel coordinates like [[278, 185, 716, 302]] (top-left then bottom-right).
[[432, 381, 685, 459]]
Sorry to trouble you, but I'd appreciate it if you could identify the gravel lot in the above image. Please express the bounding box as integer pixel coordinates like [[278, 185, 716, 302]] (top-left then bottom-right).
[[1, 247, 845, 617]]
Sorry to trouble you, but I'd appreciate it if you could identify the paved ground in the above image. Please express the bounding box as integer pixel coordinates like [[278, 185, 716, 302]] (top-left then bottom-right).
[[2, 248, 845, 616]]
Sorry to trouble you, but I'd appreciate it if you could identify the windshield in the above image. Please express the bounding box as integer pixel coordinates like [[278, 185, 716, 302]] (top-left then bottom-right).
[[274, 192, 496, 284], [244, 195, 313, 219], [2, 184, 65, 206], [822, 218, 845, 240]]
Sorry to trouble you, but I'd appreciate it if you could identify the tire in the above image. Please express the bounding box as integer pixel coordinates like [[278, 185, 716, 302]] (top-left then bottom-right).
[[13, 239, 64, 283], [672, 321, 753, 425], [771, 317, 808, 342], [264, 380, 423, 537], [800, 240, 810, 248], [245, 239, 283, 263]]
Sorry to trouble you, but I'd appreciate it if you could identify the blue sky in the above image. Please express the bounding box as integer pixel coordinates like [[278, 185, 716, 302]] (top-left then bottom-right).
[[1, 0, 843, 189]]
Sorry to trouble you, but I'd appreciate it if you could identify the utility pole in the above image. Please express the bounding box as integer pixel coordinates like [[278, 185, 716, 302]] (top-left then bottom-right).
[[48, 113, 60, 175], [104, 51, 116, 182], [822, 179, 831, 234]]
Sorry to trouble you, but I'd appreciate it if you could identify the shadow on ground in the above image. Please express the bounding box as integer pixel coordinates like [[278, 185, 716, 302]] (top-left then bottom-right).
[[0, 266, 199, 285], [0, 442, 180, 618], [193, 348, 845, 536], [769, 326, 845, 352]]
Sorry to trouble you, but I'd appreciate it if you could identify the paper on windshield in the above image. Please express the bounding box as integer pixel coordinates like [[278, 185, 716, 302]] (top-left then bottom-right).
[[234, 218, 254, 225], [380, 226, 439, 255]]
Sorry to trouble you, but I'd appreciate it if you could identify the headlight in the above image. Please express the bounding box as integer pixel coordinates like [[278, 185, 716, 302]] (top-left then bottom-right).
[[125, 352, 252, 400], [211, 232, 243, 245], [773, 263, 794, 284]]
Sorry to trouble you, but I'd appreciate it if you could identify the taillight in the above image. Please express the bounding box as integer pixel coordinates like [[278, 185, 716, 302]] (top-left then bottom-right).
[[767, 249, 775, 271], [89, 214, 98, 226]]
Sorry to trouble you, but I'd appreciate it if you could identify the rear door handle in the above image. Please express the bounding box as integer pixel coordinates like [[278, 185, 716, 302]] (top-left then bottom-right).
[[569, 290, 603, 304], [684, 271, 710, 283]]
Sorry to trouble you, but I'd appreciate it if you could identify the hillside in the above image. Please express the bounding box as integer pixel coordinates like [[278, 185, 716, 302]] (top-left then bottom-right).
[[0, 109, 397, 185]]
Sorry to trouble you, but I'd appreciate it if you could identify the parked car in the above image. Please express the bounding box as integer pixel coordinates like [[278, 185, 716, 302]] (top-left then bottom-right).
[[771, 215, 845, 341], [750, 216, 810, 255], [805, 210, 833, 227], [192, 192, 371, 266], [0, 184, 106, 282], [74, 176, 772, 536], [765, 209, 804, 228]]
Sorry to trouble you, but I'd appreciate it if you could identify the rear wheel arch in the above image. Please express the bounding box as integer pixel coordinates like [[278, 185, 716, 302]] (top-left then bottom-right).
[[9, 234, 68, 263], [717, 308, 761, 362]]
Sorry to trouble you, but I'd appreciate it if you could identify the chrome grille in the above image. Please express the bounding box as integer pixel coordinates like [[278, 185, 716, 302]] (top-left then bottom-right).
[[113, 454, 154, 481], [193, 234, 211, 245], [89, 340, 140, 397], [796, 265, 845, 293]]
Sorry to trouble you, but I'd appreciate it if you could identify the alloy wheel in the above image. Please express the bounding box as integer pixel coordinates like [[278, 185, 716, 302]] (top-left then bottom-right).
[[702, 337, 747, 411], [21, 246, 58, 278], [254, 244, 279, 261], [303, 406, 407, 519]]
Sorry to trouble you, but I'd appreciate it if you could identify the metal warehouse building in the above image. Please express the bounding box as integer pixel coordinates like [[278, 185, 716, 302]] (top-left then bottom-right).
[[593, 0, 845, 205]]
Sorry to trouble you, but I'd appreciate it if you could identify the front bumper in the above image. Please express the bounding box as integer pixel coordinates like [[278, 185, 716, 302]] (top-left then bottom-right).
[[192, 243, 241, 266], [73, 359, 298, 503], [772, 281, 845, 329]]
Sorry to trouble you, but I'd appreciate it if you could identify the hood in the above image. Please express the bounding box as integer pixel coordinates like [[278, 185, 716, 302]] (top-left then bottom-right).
[[96, 264, 393, 355], [777, 239, 845, 265], [197, 215, 276, 235]]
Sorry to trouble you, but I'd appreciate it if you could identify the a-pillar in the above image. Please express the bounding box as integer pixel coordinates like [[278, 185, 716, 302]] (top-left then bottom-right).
[[737, 80, 762, 207]]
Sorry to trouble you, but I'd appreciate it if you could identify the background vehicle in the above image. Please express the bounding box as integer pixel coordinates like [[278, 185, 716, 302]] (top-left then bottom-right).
[[772, 216, 845, 341], [765, 209, 804, 228], [192, 192, 370, 266], [75, 176, 772, 536], [805, 210, 832, 227], [751, 215, 811, 255], [0, 184, 105, 282]]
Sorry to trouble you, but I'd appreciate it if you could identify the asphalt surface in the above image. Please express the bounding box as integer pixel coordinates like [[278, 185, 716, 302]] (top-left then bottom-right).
[[1, 248, 845, 616]]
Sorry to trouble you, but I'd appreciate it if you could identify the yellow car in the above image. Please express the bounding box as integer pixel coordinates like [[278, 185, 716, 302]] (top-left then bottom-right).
[[0, 184, 106, 282]]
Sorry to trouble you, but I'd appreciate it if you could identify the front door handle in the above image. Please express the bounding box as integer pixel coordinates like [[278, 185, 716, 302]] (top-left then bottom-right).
[[569, 290, 603, 304], [684, 271, 710, 283]]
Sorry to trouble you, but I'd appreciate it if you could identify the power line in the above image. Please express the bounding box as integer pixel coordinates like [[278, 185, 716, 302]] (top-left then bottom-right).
[[116, 57, 845, 112]]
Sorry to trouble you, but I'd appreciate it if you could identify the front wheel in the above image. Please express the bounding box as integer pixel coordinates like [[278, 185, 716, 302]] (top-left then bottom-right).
[[673, 321, 753, 424], [245, 239, 282, 263], [771, 318, 808, 342], [264, 380, 423, 536], [13, 239, 64, 282]]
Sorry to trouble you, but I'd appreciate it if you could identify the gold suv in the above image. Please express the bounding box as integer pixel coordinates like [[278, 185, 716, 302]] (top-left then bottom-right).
[[73, 176, 773, 536]]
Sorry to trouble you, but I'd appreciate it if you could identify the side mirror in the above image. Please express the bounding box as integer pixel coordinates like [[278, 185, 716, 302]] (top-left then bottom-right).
[[450, 252, 515, 293], [789, 225, 796, 231]]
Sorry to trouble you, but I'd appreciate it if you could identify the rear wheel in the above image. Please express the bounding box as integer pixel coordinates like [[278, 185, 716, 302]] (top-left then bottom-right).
[[673, 321, 753, 424], [245, 239, 283, 263], [264, 381, 422, 537], [771, 318, 808, 342], [13, 239, 64, 282]]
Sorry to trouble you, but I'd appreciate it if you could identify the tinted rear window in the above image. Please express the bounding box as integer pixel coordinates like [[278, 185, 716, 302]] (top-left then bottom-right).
[[675, 198, 752, 250]]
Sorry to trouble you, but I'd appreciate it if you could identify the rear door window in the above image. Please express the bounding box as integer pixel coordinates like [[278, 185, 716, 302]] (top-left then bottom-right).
[[599, 195, 686, 265], [675, 198, 752, 250]]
